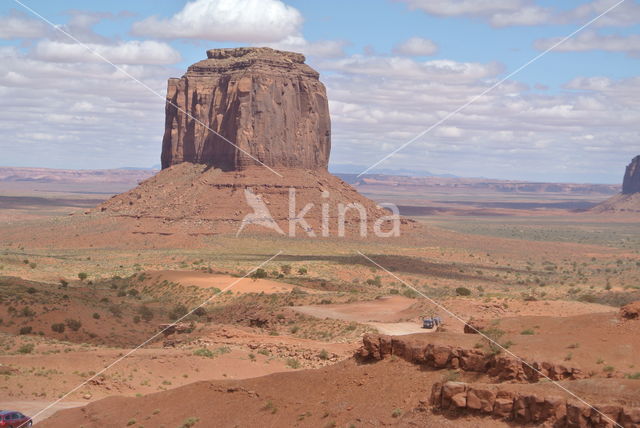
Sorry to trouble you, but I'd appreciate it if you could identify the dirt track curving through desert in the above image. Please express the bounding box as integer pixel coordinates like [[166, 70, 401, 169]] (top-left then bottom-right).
[[293, 296, 432, 335]]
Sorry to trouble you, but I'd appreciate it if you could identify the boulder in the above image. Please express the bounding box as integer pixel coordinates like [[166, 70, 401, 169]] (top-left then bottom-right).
[[566, 400, 592, 428], [451, 392, 467, 408], [620, 301, 640, 320], [458, 349, 488, 372], [463, 319, 489, 334], [379, 335, 393, 358], [493, 396, 515, 418], [620, 407, 640, 427], [360, 334, 381, 360], [490, 356, 526, 381], [441, 382, 467, 409], [430, 345, 452, 368], [513, 394, 531, 422], [466, 386, 496, 413], [593, 405, 623, 428]]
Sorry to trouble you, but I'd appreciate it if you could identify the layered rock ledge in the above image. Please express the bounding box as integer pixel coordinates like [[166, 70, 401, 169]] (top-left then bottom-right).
[[358, 334, 586, 383], [431, 381, 640, 427]]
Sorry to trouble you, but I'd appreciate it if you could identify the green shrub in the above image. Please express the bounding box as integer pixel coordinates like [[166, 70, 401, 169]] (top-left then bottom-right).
[[402, 288, 419, 298], [180, 417, 200, 428], [20, 306, 35, 317], [286, 358, 301, 369], [51, 323, 65, 333], [262, 401, 277, 414], [109, 304, 122, 317], [19, 326, 32, 335], [92, 313, 101, 320], [480, 327, 506, 355], [65, 319, 82, 331], [138, 306, 154, 322], [366, 276, 382, 287], [78, 272, 88, 281], [520, 329, 535, 335], [18, 343, 34, 354], [193, 348, 214, 358], [169, 304, 188, 320], [455, 287, 471, 296], [251, 268, 268, 279], [281, 265, 292, 275]]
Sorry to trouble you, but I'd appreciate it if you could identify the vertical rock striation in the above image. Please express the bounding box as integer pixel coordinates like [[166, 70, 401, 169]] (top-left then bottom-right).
[[161, 47, 331, 171]]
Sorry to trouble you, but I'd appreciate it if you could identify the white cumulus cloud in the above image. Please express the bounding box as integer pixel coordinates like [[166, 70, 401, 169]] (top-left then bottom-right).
[[319, 56, 503, 83], [535, 30, 640, 57], [0, 11, 49, 39], [396, 0, 551, 27], [33, 40, 182, 65], [132, 0, 303, 42], [392, 37, 438, 56], [567, 0, 640, 27], [265, 35, 348, 58]]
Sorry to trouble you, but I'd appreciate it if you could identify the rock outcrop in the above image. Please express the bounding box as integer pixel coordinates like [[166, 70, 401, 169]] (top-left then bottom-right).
[[591, 155, 640, 214], [161, 47, 330, 171], [620, 301, 640, 320], [623, 155, 640, 195], [431, 381, 640, 428], [358, 334, 587, 382]]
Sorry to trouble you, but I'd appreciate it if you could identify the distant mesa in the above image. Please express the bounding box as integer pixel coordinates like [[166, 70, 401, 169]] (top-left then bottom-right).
[[591, 155, 640, 214], [161, 47, 330, 171], [622, 155, 640, 195]]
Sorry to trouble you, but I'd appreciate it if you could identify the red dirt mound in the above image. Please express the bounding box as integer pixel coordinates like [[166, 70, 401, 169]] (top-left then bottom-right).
[[39, 359, 505, 428], [96, 163, 412, 237]]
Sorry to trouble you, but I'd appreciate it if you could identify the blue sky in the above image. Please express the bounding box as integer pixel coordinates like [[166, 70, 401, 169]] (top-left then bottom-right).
[[1, 0, 639, 183]]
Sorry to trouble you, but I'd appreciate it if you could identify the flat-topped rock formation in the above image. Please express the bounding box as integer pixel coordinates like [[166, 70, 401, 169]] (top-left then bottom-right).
[[161, 47, 330, 171], [94, 48, 411, 238]]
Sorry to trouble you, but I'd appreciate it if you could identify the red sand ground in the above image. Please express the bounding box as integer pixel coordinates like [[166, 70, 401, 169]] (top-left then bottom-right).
[[145, 270, 319, 294]]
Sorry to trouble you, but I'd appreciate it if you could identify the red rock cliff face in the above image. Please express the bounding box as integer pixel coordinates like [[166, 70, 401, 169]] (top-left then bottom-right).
[[622, 155, 640, 195], [161, 47, 331, 171]]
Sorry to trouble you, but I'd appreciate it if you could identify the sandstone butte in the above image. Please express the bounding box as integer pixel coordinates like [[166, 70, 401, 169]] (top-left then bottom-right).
[[97, 47, 409, 237], [622, 155, 640, 195], [161, 47, 331, 171], [591, 154, 640, 213]]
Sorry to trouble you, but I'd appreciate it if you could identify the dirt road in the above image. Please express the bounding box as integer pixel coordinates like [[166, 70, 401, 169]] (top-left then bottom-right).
[[293, 296, 433, 336]]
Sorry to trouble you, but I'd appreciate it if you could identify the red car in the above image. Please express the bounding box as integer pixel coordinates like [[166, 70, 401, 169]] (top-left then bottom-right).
[[0, 411, 32, 428]]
